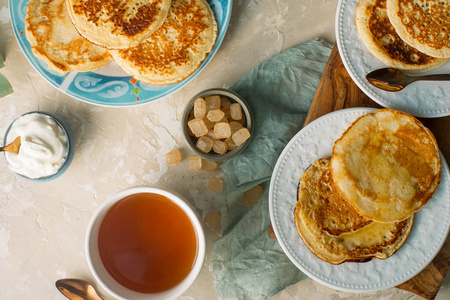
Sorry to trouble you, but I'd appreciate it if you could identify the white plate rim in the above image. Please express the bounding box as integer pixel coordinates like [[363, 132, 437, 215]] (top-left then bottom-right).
[[335, 0, 450, 118], [269, 107, 450, 293]]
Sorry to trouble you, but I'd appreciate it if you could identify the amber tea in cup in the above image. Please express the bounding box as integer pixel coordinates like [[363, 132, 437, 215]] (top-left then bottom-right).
[[98, 193, 198, 293], [86, 187, 205, 300]]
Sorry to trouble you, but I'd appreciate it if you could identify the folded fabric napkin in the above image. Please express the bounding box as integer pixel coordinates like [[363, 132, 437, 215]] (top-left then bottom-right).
[[0, 54, 13, 98], [211, 39, 333, 300]]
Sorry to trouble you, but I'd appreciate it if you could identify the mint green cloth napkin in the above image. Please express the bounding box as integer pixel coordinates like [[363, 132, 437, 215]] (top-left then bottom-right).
[[0, 54, 13, 98], [211, 39, 332, 300]]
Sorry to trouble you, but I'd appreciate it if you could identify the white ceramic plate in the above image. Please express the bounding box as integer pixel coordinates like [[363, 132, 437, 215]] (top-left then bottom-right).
[[10, 0, 231, 107], [336, 0, 450, 118], [269, 108, 450, 293]]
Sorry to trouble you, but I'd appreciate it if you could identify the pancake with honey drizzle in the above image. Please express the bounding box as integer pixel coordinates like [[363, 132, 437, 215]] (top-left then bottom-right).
[[330, 109, 441, 223], [109, 0, 217, 85], [65, 0, 172, 49], [356, 0, 448, 71], [297, 159, 373, 236], [295, 158, 414, 265], [387, 0, 450, 58], [25, 0, 111, 73]]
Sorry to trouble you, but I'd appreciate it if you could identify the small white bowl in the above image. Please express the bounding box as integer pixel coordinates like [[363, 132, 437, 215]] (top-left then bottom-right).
[[86, 186, 206, 300], [3, 111, 75, 182]]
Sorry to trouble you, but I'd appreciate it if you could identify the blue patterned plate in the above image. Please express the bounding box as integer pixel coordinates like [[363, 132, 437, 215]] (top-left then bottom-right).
[[10, 0, 231, 107]]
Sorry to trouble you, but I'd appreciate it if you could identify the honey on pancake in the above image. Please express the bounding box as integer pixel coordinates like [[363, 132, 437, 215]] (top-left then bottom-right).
[[98, 193, 198, 293], [295, 158, 414, 264], [330, 109, 441, 222]]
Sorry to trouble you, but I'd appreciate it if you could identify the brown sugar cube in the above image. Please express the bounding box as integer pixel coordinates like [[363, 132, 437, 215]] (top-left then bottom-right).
[[214, 122, 231, 139], [196, 136, 214, 153], [202, 159, 218, 172], [225, 137, 237, 151], [202, 117, 215, 130], [187, 125, 195, 137], [204, 211, 221, 228], [205, 95, 221, 112], [232, 128, 251, 146], [166, 149, 182, 164], [206, 129, 217, 140], [218, 116, 229, 123], [188, 118, 208, 137], [213, 140, 227, 154], [236, 117, 247, 126], [222, 107, 231, 119], [194, 98, 206, 119], [207, 109, 225, 123], [243, 185, 263, 207], [207, 176, 224, 193], [188, 155, 202, 171], [230, 103, 243, 120], [229, 121, 243, 135], [220, 96, 232, 109]]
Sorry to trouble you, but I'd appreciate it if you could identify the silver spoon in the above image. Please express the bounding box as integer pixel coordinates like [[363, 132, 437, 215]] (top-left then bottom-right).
[[365, 68, 450, 92], [56, 278, 104, 300]]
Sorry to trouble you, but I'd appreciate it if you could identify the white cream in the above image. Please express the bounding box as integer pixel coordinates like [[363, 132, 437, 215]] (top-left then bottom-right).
[[5, 113, 68, 179]]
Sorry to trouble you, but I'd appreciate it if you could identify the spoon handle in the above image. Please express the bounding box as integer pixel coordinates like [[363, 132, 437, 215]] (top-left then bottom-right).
[[419, 74, 450, 81]]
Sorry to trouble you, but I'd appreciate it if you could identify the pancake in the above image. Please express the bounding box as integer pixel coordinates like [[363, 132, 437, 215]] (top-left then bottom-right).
[[355, 0, 448, 71], [109, 0, 217, 85], [330, 109, 441, 223], [387, 0, 450, 58], [295, 158, 414, 265], [25, 0, 111, 73], [65, 0, 172, 49]]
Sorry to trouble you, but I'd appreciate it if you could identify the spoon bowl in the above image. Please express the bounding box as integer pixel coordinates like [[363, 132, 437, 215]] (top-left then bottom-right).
[[365, 68, 450, 92], [56, 278, 104, 300], [0, 136, 21, 154]]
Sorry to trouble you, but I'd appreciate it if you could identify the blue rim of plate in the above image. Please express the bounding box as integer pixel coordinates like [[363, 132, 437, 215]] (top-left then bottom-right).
[[9, 0, 231, 107]]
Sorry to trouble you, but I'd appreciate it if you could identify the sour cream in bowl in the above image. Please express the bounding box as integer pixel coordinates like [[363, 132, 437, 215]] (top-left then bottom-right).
[[3, 111, 75, 182]]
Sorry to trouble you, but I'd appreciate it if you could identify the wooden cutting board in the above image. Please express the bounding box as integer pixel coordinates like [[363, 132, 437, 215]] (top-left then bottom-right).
[[304, 44, 450, 299]]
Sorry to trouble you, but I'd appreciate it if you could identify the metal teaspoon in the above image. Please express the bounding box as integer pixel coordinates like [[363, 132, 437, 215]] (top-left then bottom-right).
[[56, 278, 104, 300], [365, 68, 450, 92]]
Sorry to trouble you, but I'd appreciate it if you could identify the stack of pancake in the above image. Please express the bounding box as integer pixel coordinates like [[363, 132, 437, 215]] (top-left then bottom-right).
[[294, 109, 441, 264], [355, 0, 450, 71], [25, 0, 218, 85]]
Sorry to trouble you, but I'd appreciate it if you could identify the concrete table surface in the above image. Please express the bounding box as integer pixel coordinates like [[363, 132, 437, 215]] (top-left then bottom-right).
[[0, 0, 449, 299]]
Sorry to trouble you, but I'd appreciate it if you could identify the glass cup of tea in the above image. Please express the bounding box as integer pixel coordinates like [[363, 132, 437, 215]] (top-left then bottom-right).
[[86, 186, 206, 300]]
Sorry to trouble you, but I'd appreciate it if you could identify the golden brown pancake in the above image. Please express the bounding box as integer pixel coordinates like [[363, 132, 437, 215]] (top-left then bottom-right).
[[298, 159, 373, 236], [387, 0, 450, 58], [25, 0, 111, 73], [356, 0, 448, 71], [330, 109, 441, 223], [65, 0, 172, 49], [295, 158, 414, 265], [109, 0, 217, 85]]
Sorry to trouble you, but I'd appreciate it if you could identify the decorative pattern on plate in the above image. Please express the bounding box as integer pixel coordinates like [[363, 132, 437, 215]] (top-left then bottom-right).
[[336, 0, 450, 118], [9, 0, 231, 107], [269, 108, 450, 292]]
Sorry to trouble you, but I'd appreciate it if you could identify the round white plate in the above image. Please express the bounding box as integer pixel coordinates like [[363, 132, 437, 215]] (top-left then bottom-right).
[[269, 108, 450, 293], [10, 0, 231, 107], [336, 0, 450, 118]]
